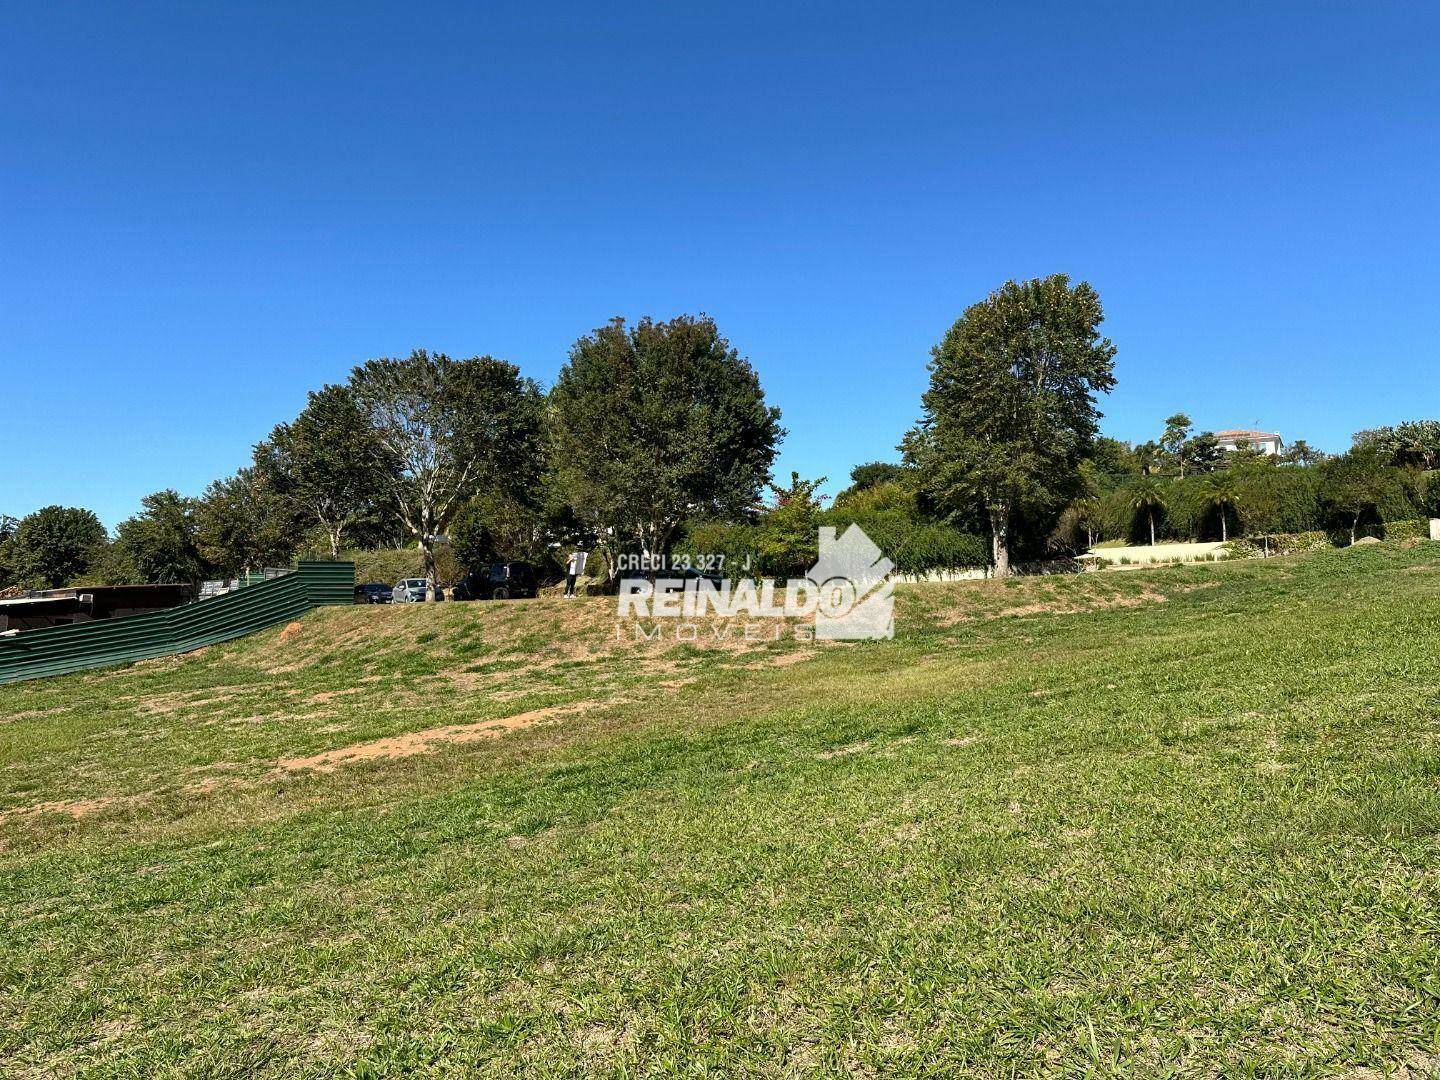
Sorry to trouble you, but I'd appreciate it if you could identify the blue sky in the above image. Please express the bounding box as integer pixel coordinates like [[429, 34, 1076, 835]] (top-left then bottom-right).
[[3, 2, 1437, 527]]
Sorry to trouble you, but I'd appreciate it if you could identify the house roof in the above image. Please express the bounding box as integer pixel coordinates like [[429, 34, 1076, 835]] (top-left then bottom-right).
[[0, 595, 72, 610], [0, 584, 194, 611], [1215, 428, 1281, 440]]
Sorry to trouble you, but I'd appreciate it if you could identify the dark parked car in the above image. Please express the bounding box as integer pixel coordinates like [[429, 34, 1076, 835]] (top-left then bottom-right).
[[452, 563, 539, 601], [675, 566, 725, 588], [354, 583, 393, 605]]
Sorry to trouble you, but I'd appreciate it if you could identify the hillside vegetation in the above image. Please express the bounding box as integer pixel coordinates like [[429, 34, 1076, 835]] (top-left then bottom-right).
[[4, 545, 1440, 1076]]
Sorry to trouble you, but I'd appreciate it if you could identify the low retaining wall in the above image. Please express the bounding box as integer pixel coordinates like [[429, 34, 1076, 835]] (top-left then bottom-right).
[[1086, 542, 1228, 566], [0, 562, 354, 685]]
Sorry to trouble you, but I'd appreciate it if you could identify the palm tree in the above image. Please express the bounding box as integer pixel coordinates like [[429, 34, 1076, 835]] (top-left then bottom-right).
[[1204, 475, 1241, 542], [1130, 479, 1166, 546]]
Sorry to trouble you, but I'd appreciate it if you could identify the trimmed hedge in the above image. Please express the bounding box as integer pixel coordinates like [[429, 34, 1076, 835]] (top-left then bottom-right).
[[1223, 531, 1332, 559], [1225, 522, 1432, 558], [1092, 466, 1428, 546], [1378, 519, 1430, 542], [678, 511, 989, 580]]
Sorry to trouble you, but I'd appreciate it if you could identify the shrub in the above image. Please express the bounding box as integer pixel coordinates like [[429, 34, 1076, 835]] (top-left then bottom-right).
[[1382, 519, 1429, 542], [891, 523, 990, 575], [345, 546, 461, 586], [1422, 471, 1440, 517], [675, 521, 763, 579], [678, 510, 989, 581]]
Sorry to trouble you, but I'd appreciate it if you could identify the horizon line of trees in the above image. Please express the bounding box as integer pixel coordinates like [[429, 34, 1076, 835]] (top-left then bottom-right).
[[4, 289, 1439, 592]]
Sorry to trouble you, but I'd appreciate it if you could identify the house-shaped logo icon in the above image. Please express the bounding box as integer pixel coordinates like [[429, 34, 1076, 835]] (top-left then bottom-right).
[[807, 524, 895, 640]]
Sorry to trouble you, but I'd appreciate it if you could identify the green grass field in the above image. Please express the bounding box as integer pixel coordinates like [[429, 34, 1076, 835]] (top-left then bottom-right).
[[5, 544, 1440, 1077]]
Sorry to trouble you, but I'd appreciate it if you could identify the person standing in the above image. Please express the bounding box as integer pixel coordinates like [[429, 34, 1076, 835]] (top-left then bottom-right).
[[564, 548, 588, 599]]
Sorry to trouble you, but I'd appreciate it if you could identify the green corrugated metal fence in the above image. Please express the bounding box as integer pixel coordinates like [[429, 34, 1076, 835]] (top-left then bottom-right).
[[0, 562, 355, 685]]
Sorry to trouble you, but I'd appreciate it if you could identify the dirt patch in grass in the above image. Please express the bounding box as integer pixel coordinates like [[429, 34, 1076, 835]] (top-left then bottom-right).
[[307, 688, 363, 705], [273, 703, 601, 774], [136, 688, 249, 715], [1, 796, 121, 821], [816, 742, 870, 760], [1011, 589, 1168, 617], [767, 650, 820, 667], [931, 588, 1172, 625], [1, 705, 75, 724]]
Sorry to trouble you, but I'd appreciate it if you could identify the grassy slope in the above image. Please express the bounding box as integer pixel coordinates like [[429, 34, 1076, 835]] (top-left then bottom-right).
[[3, 546, 1440, 1076]]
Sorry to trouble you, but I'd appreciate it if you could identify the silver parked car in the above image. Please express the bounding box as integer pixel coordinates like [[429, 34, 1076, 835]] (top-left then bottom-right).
[[392, 578, 432, 603]]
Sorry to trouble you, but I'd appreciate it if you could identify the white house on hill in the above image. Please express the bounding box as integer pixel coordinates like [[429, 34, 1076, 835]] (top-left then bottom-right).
[[1215, 428, 1282, 455]]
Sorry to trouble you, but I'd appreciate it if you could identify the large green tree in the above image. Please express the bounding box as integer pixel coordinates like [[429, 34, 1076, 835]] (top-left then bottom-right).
[[1237, 471, 1288, 556], [839, 462, 915, 499], [1282, 439, 1326, 467], [255, 384, 393, 559], [7, 506, 107, 588], [1088, 436, 1142, 478], [905, 276, 1117, 576], [196, 469, 296, 578], [0, 515, 20, 589], [548, 315, 783, 563], [1320, 449, 1389, 545], [448, 488, 563, 576], [112, 491, 208, 584], [349, 350, 544, 597], [1182, 431, 1223, 476]]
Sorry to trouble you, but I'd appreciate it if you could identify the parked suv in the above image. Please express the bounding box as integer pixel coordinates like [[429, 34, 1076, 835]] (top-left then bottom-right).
[[392, 578, 432, 603], [354, 583, 392, 605], [452, 563, 539, 601]]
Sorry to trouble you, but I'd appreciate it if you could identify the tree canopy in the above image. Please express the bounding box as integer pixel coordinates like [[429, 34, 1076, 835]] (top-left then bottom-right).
[[256, 384, 392, 559], [547, 315, 783, 563], [1353, 421, 1440, 471], [349, 350, 544, 596], [111, 491, 207, 584], [196, 469, 295, 578], [1319, 448, 1391, 545], [905, 275, 1117, 576], [6, 506, 107, 588]]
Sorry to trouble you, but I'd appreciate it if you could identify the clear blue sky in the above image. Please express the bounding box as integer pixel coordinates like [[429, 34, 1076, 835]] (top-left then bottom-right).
[[4, 2, 1437, 527]]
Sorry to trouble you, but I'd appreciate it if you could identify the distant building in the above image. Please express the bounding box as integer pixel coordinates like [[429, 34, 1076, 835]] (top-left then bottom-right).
[[1215, 428, 1283, 455]]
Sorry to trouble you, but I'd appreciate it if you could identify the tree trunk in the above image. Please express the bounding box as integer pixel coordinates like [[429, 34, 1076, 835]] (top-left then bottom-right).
[[1220, 513, 1228, 542], [990, 505, 1011, 578], [327, 524, 343, 561], [1148, 510, 1156, 546], [421, 537, 438, 600], [1350, 516, 1359, 546]]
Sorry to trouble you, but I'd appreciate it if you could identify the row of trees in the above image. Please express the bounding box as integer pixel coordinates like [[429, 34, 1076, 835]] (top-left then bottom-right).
[[1, 316, 785, 595], [0, 490, 297, 592], [1090, 416, 1327, 479], [888, 274, 1436, 574], [5, 283, 1436, 592], [1056, 453, 1435, 552]]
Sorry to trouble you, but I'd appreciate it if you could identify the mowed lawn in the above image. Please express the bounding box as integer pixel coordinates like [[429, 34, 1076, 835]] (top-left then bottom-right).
[[5, 546, 1440, 1077]]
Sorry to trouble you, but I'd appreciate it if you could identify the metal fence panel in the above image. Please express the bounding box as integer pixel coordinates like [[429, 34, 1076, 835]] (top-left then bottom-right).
[[0, 562, 354, 685]]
